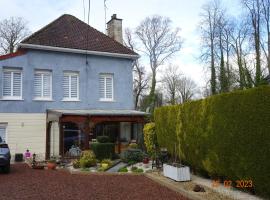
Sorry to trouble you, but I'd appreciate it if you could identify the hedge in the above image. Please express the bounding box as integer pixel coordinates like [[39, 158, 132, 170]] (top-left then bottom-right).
[[154, 86, 270, 198], [91, 143, 115, 160]]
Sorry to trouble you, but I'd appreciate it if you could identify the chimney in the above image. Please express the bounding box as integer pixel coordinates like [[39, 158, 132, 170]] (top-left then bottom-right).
[[107, 14, 123, 44]]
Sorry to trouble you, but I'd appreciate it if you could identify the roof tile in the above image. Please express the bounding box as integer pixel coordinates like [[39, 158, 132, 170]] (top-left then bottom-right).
[[21, 14, 137, 56]]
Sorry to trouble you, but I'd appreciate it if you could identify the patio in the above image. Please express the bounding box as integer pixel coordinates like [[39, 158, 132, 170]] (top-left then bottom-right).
[[0, 164, 190, 200]]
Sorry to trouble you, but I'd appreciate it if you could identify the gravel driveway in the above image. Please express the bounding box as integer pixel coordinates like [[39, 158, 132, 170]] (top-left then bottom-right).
[[0, 164, 190, 200]]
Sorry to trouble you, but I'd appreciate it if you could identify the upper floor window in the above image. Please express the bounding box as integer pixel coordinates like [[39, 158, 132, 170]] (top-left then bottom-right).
[[34, 70, 52, 100], [63, 72, 79, 101], [2, 68, 22, 100], [99, 73, 113, 101]]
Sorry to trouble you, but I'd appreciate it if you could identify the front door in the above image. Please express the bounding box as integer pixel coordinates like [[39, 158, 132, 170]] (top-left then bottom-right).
[[62, 122, 85, 156]]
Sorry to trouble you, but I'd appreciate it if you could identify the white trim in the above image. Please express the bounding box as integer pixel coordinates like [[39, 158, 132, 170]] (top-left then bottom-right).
[[18, 43, 139, 60], [61, 99, 81, 102]]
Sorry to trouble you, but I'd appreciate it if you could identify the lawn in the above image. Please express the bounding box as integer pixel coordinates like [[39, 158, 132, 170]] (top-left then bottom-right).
[[0, 164, 189, 200]]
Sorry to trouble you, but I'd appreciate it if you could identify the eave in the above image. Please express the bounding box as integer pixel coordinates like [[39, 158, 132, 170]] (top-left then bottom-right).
[[18, 43, 139, 60]]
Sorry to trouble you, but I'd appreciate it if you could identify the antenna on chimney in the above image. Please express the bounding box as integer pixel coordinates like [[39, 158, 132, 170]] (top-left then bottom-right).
[[104, 0, 108, 33]]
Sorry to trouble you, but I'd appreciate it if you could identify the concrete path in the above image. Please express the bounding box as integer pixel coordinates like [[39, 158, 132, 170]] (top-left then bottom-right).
[[106, 162, 128, 173], [192, 175, 264, 200]]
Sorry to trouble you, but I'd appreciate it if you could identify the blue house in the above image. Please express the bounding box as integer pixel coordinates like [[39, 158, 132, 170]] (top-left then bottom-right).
[[0, 14, 146, 159]]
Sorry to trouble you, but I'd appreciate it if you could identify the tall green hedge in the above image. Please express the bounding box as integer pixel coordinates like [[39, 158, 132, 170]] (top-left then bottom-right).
[[154, 86, 270, 198]]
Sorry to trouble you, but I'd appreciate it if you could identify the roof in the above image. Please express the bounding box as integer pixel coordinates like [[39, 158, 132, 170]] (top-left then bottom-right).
[[20, 14, 138, 57], [48, 109, 148, 116], [0, 50, 26, 61]]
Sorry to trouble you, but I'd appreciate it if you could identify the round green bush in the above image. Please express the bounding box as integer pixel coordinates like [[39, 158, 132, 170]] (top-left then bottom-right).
[[122, 149, 144, 163], [79, 150, 97, 168]]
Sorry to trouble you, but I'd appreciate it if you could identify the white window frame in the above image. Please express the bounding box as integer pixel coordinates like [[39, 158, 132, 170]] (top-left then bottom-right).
[[0, 123, 8, 143], [99, 73, 114, 101], [33, 70, 52, 101], [62, 72, 80, 101], [2, 68, 23, 100]]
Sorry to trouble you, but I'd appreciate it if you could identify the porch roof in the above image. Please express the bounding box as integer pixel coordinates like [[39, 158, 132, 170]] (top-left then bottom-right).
[[47, 109, 148, 116]]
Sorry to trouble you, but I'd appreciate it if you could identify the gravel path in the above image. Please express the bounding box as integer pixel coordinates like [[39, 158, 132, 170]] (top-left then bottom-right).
[[0, 164, 190, 200]]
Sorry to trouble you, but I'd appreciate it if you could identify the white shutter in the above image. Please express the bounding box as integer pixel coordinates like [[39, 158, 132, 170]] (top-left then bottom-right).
[[3, 71, 11, 96], [34, 73, 42, 97], [3, 70, 22, 99], [13, 72, 22, 97], [70, 75, 78, 98], [0, 126, 6, 142], [43, 74, 51, 98], [63, 75, 70, 98], [63, 72, 79, 100], [99, 74, 113, 101], [34, 71, 51, 99], [99, 76, 105, 99], [106, 77, 113, 99]]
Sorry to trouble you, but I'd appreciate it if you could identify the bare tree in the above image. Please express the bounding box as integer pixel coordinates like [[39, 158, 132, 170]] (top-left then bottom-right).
[[124, 28, 148, 110], [242, 0, 263, 85], [135, 15, 182, 110], [200, 0, 223, 95], [178, 76, 198, 103], [228, 17, 254, 88], [161, 65, 182, 105], [0, 17, 30, 54], [261, 0, 270, 74]]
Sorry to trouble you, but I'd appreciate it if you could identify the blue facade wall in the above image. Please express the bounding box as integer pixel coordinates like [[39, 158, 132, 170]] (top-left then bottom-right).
[[0, 49, 134, 113]]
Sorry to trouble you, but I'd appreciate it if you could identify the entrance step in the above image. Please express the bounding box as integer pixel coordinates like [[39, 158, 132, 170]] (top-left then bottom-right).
[[106, 162, 128, 173]]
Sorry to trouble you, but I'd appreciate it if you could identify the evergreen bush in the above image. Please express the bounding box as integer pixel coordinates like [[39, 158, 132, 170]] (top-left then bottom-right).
[[154, 86, 270, 198]]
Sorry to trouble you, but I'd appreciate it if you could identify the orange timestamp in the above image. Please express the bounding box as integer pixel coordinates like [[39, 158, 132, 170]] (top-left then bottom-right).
[[212, 179, 253, 188]]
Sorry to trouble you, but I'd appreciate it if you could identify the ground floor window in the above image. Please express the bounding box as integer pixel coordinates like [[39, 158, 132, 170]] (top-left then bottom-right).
[[93, 122, 119, 143], [0, 123, 7, 142]]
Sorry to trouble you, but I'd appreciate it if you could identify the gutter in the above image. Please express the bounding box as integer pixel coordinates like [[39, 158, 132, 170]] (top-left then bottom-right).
[[18, 43, 140, 60]]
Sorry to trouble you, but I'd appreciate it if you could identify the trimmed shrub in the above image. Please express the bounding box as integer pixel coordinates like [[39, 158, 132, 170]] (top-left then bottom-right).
[[143, 122, 157, 156], [97, 136, 110, 143], [91, 143, 115, 160], [79, 150, 96, 168], [121, 149, 144, 163], [154, 105, 180, 154], [154, 86, 270, 198]]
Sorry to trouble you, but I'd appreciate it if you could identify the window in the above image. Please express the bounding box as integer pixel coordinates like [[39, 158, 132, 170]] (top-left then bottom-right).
[[0, 124, 7, 142], [2, 68, 22, 100], [34, 70, 52, 100], [99, 74, 113, 101], [63, 72, 79, 101]]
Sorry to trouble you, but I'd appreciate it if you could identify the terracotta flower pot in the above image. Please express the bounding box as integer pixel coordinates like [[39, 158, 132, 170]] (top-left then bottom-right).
[[143, 157, 149, 164], [47, 162, 57, 170]]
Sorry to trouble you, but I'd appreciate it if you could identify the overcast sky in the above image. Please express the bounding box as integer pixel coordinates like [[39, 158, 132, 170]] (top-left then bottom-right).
[[0, 0, 242, 87]]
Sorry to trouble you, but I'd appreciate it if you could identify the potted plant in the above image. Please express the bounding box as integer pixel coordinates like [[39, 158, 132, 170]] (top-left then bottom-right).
[[163, 143, 191, 182], [47, 159, 57, 170]]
